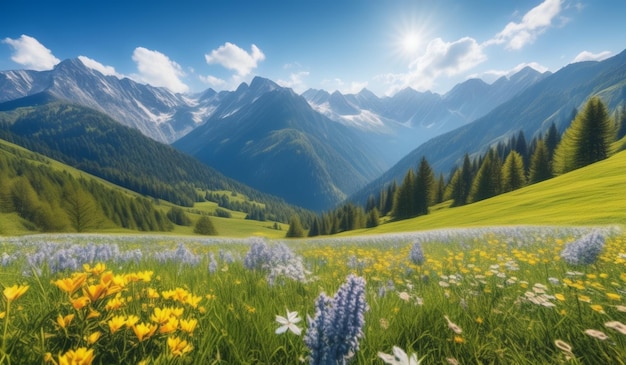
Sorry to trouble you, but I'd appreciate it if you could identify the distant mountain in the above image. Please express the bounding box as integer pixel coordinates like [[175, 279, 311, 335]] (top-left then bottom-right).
[[349, 50, 626, 205], [302, 67, 549, 163], [174, 77, 387, 211], [0, 96, 313, 222], [0, 58, 213, 143]]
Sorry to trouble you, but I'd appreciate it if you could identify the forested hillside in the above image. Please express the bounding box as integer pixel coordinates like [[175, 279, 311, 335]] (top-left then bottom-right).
[[0, 98, 315, 224], [0, 141, 171, 232]]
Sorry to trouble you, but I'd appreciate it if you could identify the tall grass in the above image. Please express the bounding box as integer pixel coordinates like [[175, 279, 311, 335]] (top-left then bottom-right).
[[0, 227, 625, 364]]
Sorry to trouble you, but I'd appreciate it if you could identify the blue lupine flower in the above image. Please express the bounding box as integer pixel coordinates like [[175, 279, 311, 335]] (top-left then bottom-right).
[[409, 240, 425, 265], [304, 274, 367, 365], [560, 230, 605, 265]]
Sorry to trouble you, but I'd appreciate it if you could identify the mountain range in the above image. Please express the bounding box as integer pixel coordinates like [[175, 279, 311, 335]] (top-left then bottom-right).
[[1, 50, 624, 211]]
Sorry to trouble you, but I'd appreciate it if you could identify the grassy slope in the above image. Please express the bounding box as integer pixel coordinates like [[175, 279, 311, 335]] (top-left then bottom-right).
[[0, 139, 286, 238], [345, 149, 626, 236]]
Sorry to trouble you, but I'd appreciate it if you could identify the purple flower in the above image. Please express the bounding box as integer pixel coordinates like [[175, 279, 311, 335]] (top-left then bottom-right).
[[304, 274, 367, 365]]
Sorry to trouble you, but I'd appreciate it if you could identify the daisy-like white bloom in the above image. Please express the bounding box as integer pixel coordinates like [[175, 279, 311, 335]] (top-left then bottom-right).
[[444, 315, 462, 334], [605, 321, 626, 335], [275, 309, 302, 335], [584, 329, 609, 340], [378, 346, 422, 365]]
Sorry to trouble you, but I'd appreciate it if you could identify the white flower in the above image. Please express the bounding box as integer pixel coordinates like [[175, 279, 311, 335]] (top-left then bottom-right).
[[378, 346, 421, 365], [275, 309, 302, 335]]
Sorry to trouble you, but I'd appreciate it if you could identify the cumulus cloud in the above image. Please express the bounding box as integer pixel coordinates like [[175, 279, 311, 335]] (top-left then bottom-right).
[[199, 74, 227, 89], [2, 34, 60, 70], [572, 50, 613, 63], [277, 71, 310, 93], [381, 36, 486, 93], [205, 42, 265, 76], [78, 55, 122, 77], [487, 0, 563, 50], [131, 47, 189, 93]]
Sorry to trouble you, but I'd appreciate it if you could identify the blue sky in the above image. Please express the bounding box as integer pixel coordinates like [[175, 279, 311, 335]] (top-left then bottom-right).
[[1, 0, 624, 96]]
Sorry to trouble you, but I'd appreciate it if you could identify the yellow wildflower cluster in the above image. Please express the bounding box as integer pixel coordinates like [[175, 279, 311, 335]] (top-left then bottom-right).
[[44, 263, 203, 364]]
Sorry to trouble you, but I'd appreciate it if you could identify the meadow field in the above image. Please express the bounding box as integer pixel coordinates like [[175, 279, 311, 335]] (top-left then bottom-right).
[[1, 226, 625, 364]]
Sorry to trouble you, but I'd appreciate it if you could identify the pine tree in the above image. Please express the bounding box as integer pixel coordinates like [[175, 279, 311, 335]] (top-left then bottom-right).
[[308, 217, 321, 237], [450, 154, 473, 207], [528, 139, 552, 184], [366, 207, 380, 228], [468, 149, 502, 203], [553, 97, 614, 174], [616, 105, 626, 140], [501, 151, 526, 193], [414, 156, 434, 216], [64, 186, 101, 232], [286, 215, 305, 238], [194, 215, 218, 235], [544, 122, 560, 158], [434, 173, 445, 204], [391, 169, 415, 220]]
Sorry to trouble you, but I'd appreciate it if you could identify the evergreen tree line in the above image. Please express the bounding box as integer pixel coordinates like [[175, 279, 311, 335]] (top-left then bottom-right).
[[0, 145, 172, 232], [387, 96, 623, 213]]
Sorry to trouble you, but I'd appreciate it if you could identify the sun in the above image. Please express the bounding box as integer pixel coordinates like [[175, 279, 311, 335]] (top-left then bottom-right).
[[400, 32, 422, 55]]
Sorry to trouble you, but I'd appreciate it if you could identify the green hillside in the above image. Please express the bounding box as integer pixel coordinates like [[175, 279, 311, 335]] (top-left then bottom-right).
[[344, 149, 626, 235], [0, 139, 286, 238]]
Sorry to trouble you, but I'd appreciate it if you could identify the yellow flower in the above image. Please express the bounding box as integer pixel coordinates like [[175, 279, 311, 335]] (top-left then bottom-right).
[[58, 347, 94, 365], [607, 293, 622, 301], [132, 322, 157, 342], [71, 296, 90, 310], [145, 288, 160, 299], [453, 336, 465, 344], [83, 262, 106, 275], [167, 336, 193, 357], [475, 317, 483, 325], [0, 312, 5, 319], [555, 293, 566, 301], [590, 304, 605, 314], [577, 295, 591, 303], [159, 317, 179, 334], [3, 284, 29, 302], [151, 307, 173, 324], [108, 315, 126, 334], [179, 318, 198, 335], [83, 283, 108, 302], [125, 315, 140, 328], [53, 274, 87, 295], [105, 296, 125, 311], [56, 314, 75, 329], [185, 294, 202, 308], [85, 331, 101, 345]]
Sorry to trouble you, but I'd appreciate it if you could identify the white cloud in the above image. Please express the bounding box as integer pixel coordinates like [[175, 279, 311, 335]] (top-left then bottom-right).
[[487, 0, 563, 50], [78, 55, 122, 77], [381, 36, 486, 94], [131, 47, 189, 93], [572, 50, 612, 63], [277, 71, 310, 93], [2, 34, 60, 70], [199, 74, 227, 89], [205, 42, 265, 76]]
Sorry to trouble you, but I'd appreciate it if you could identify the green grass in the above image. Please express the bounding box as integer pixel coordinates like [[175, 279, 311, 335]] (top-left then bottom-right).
[[346, 149, 626, 236], [1, 228, 625, 364]]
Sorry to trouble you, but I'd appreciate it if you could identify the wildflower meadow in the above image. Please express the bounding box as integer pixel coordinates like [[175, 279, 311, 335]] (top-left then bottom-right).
[[1, 226, 626, 364]]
